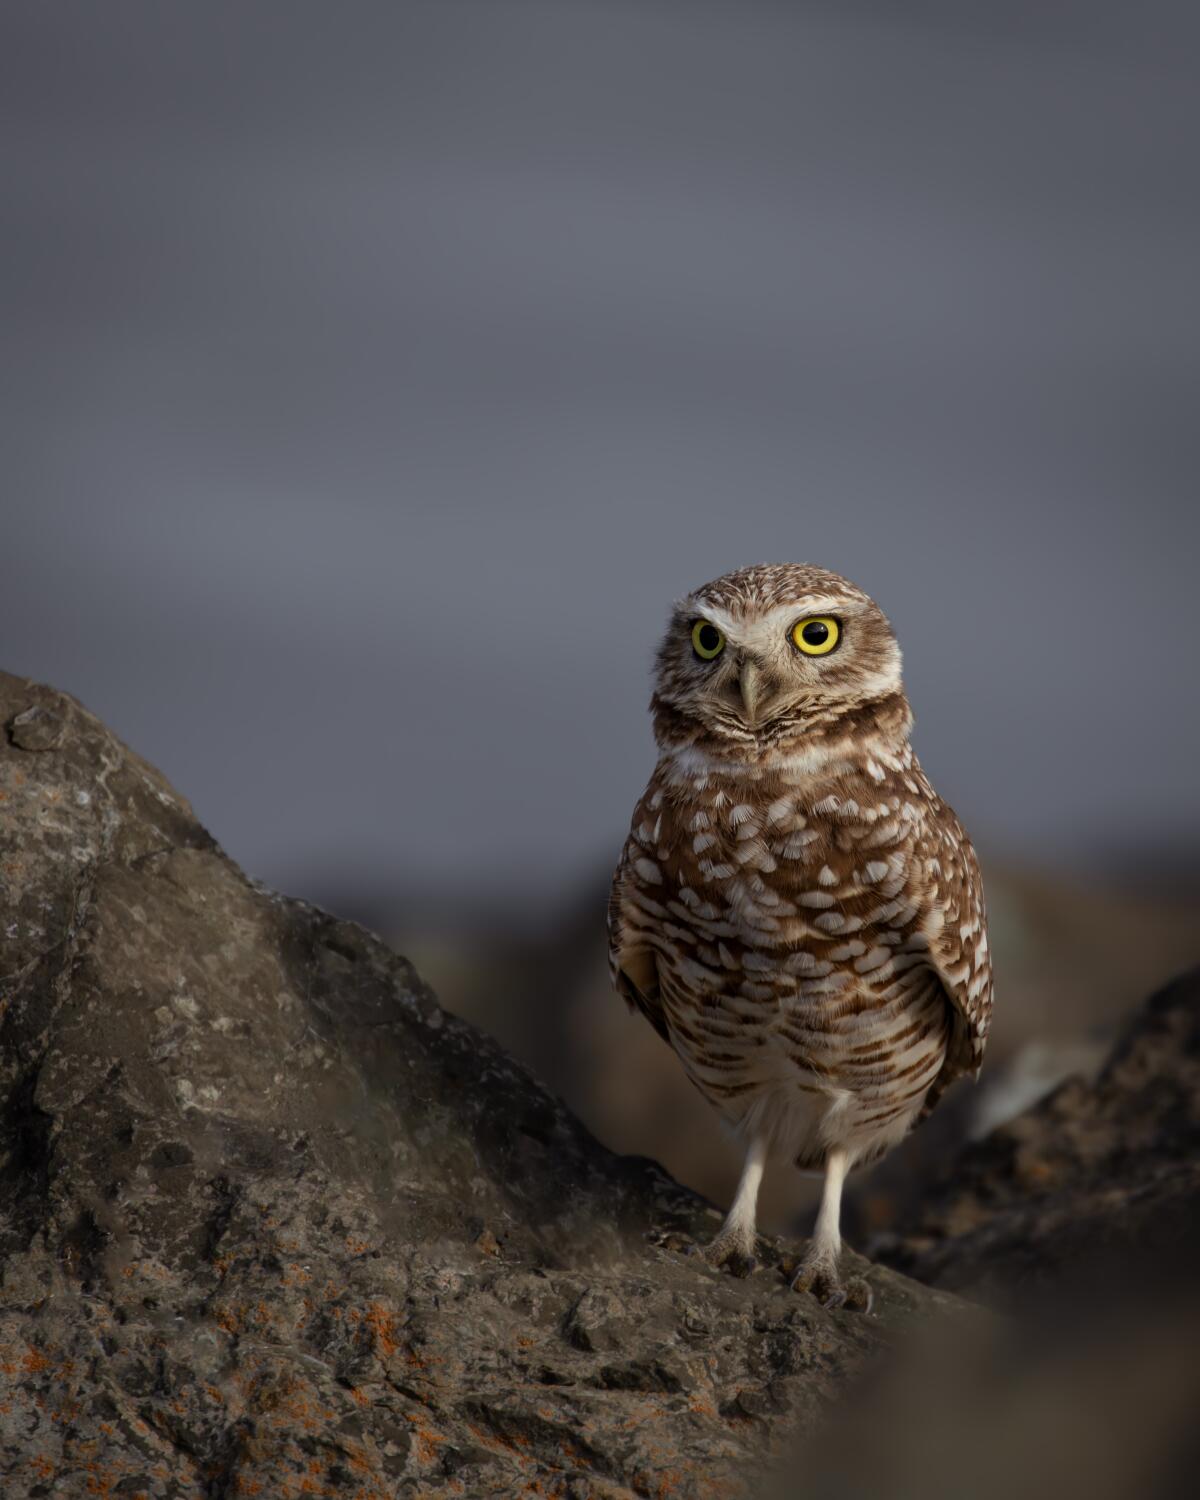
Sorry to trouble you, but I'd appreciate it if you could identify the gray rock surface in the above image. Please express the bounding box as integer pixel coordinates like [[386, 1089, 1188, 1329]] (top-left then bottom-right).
[[876, 965, 1200, 1300], [0, 672, 962, 1499]]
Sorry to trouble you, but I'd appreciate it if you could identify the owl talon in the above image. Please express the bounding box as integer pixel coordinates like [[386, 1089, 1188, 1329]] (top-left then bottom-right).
[[790, 1258, 836, 1302], [790, 1255, 870, 1312], [686, 1234, 759, 1278]]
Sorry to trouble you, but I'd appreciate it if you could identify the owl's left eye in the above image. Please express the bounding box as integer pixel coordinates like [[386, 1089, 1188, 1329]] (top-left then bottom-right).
[[791, 616, 840, 656], [691, 620, 725, 660]]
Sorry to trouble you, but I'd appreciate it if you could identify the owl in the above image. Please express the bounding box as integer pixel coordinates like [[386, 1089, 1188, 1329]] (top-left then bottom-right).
[[608, 563, 991, 1310]]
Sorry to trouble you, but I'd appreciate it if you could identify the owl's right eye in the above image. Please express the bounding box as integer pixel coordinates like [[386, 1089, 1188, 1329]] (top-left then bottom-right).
[[691, 620, 725, 660]]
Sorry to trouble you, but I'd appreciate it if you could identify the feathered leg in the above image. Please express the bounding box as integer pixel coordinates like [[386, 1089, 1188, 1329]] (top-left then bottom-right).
[[697, 1135, 767, 1277], [791, 1147, 872, 1311]]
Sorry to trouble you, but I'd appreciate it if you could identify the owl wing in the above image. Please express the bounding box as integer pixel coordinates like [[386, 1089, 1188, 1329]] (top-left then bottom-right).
[[916, 805, 993, 1112], [607, 839, 670, 1045]]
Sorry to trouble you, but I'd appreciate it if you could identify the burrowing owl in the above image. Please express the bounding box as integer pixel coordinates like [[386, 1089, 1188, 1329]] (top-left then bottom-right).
[[608, 563, 991, 1309]]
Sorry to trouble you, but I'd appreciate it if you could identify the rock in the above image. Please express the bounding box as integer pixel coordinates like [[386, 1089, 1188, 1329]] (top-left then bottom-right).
[[0, 672, 964, 1499], [6, 701, 65, 753], [779, 1235, 1200, 1500], [875, 966, 1200, 1300]]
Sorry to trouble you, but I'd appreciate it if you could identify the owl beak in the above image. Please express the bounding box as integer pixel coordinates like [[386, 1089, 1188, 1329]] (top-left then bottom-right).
[[738, 659, 766, 725]]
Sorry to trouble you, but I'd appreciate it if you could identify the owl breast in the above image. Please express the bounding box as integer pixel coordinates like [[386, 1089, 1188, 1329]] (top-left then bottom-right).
[[615, 751, 956, 1168]]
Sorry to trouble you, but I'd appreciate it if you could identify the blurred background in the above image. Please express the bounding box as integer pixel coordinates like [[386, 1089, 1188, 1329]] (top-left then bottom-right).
[[3, 1, 1197, 1235]]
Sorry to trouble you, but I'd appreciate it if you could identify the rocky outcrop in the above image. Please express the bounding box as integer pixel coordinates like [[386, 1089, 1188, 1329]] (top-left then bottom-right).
[[0, 672, 963, 1499], [875, 966, 1200, 1300]]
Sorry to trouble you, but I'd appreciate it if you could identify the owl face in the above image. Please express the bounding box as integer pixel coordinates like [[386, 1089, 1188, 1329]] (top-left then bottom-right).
[[652, 563, 904, 754]]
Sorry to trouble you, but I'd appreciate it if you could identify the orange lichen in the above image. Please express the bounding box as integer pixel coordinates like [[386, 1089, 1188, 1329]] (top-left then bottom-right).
[[412, 1428, 445, 1466], [214, 1306, 243, 1335], [362, 1302, 399, 1358]]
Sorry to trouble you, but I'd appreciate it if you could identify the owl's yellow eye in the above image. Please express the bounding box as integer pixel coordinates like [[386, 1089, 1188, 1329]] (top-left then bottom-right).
[[691, 620, 725, 660], [791, 616, 840, 656]]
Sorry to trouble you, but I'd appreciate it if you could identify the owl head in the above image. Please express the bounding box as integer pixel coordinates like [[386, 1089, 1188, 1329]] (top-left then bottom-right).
[[651, 563, 909, 759]]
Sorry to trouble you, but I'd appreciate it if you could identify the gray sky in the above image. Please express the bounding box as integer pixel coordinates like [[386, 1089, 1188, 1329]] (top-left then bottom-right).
[[3, 2, 1198, 913]]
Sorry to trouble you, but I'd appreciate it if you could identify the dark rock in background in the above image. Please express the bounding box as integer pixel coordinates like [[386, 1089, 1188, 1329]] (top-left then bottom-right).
[[875, 967, 1200, 1301], [783, 1237, 1200, 1500], [780, 972, 1200, 1500], [392, 862, 1198, 1253], [0, 671, 964, 1499]]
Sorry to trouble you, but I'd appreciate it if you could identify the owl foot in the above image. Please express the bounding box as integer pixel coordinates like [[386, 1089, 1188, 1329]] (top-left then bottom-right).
[[690, 1231, 759, 1279], [655, 1228, 758, 1278], [790, 1255, 873, 1313]]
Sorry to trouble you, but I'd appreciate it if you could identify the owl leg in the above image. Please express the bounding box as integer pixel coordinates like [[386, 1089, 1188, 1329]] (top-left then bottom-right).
[[694, 1135, 767, 1277], [791, 1148, 872, 1312]]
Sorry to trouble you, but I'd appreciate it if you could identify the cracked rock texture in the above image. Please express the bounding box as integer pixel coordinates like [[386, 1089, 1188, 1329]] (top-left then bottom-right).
[[0, 671, 963, 1499], [877, 966, 1200, 1301]]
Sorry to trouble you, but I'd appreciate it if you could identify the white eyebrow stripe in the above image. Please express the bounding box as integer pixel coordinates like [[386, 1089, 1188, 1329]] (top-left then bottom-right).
[[688, 597, 861, 650]]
